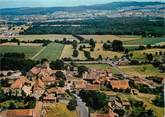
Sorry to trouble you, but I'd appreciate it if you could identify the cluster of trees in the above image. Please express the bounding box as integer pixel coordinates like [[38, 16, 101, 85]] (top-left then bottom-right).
[[0, 55, 37, 72], [1, 53, 25, 59], [103, 40, 124, 51], [152, 93, 164, 107], [146, 76, 163, 84], [79, 90, 107, 110], [50, 59, 65, 70], [23, 17, 165, 36], [0, 87, 36, 109], [0, 38, 19, 44], [135, 84, 163, 95], [55, 71, 66, 80], [130, 100, 156, 117]]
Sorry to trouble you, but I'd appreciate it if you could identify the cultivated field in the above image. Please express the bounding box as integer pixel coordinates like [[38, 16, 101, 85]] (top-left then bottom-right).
[[119, 64, 165, 78], [0, 45, 42, 58], [17, 34, 77, 41], [34, 43, 64, 61], [80, 35, 141, 43], [44, 103, 77, 117], [124, 37, 165, 45]]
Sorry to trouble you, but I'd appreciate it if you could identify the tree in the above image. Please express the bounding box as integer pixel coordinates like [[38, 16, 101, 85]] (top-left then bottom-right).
[[72, 49, 79, 57], [89, 38, 96, 48], [17, 41, 20, 45], [79, 45, 83, 51], [58, 80, 65, 87], [72, 40, 78, 49], [112, 40, 124, 51], [0, 87, 5, 102], [55, 71, 66, 80], [84, 51, 91, 59], [147, 44, 151, 49], [153, 93, 164, 107], [146, 54, 153, 62], [98, 55, 103, 60], [103, 43, 111, 50], [78, 66, 88, 77], [138, 45, 145, 50], [9, 101, 17, 109], [67, 99, 77, 111]]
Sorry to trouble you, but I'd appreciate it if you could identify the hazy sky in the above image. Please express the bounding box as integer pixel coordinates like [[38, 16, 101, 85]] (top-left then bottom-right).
[[0, 0, 164, 8]]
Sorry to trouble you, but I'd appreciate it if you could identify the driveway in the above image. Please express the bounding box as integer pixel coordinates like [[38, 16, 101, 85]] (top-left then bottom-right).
[[73, 94, 89, 117]]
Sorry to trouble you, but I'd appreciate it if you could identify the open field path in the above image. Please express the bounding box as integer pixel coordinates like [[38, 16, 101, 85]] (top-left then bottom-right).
[[31, 47, 46, 60]]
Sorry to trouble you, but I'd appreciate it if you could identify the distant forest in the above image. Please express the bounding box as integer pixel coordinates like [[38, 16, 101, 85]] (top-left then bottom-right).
[[22, 17, 165, 36]]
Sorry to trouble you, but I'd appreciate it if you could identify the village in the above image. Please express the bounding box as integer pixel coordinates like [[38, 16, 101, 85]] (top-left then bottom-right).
[[0, 55, 164, 117]]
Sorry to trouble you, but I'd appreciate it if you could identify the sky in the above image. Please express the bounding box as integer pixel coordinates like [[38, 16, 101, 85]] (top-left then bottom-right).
[[0, 0, 164, 8]]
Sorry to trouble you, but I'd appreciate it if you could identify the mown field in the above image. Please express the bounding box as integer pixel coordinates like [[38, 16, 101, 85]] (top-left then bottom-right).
[[0, 45, 42, 59], [17, 34, 77, 41], [80, 35, 141, 43], [119, 64, 165, 78], [35, 43, 64, 61], [44, 103, 77, 117], [124, 37, 165, 45]]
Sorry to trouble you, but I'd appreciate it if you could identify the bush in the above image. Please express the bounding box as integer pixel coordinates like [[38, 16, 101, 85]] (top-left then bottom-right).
[[67, 99, 77, 111]]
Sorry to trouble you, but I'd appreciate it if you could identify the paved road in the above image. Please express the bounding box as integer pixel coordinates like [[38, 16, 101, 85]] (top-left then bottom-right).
[[73, 94, 89, 117]]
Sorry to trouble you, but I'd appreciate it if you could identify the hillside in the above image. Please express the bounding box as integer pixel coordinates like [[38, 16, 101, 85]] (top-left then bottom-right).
[[0, 1, 164, 15]]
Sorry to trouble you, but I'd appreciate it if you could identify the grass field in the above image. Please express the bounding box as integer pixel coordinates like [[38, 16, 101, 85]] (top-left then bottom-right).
[[119, 64, 165, 78], [130, 49, 165, 59], [76, 63, 109, 69], [116, 93, 164, 117], [60, 45, 86, 60], [17, 34, 77, 41], [35, 43, 64, 61], [85, 43, 123, 59], [124, 37, 165, 45], [61, 43, 123, 60], [44, 103, 77, 117], [76, 63, 118, 74], [0, 45, 42, 58], [80, 35, 141, 43]]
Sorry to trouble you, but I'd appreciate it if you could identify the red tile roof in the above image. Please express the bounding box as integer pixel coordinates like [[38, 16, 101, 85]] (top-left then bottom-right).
[[74, 80, 87, 89], [33, 78, 45, 91], [43, 95, 56, 101], [11, 76, 30, 89], [6, 109, 33, 117], [47, 87, 65, 95], [110, 80, 129, 90], [33, 101, 43, 117], [30, 67, 41, 75], [41, 76, 55, 82]]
